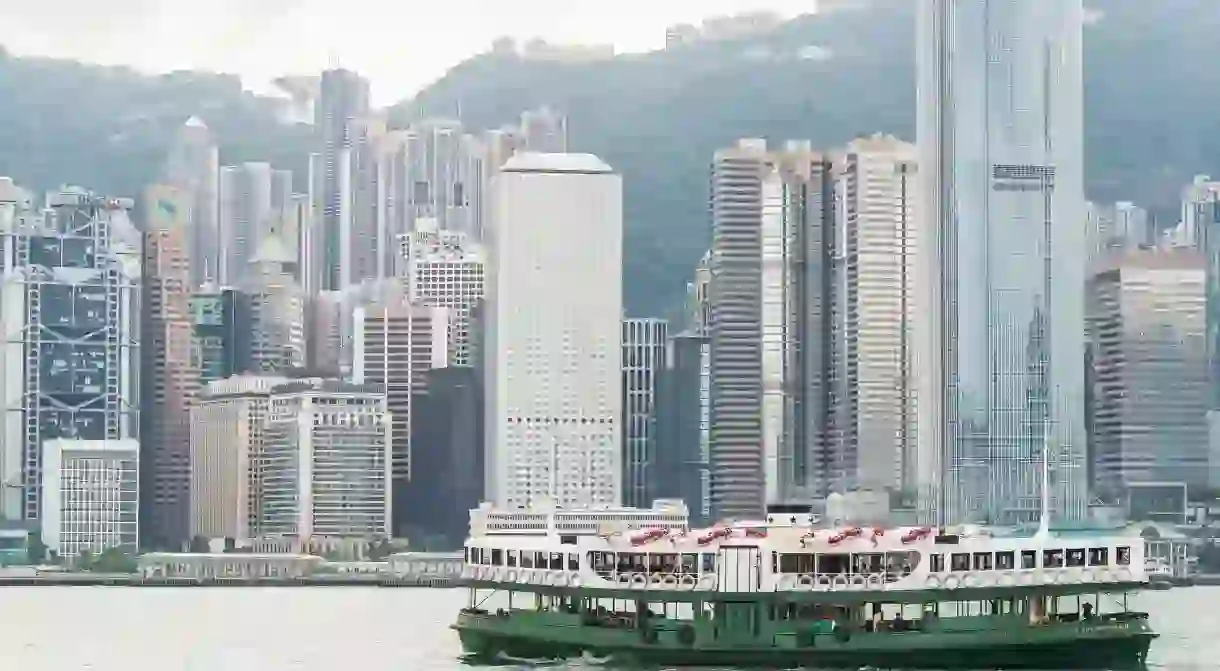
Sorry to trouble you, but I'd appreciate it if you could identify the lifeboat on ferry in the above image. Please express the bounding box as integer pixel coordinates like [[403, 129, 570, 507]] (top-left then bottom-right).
[[697, 527, 733, 545], [827, 527, 863, 545], [901, 526, 933, 544], [630, 528, 669, 546]]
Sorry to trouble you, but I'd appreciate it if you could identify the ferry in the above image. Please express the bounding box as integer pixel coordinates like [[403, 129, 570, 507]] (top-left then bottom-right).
[[453, 499, 1157, 668]]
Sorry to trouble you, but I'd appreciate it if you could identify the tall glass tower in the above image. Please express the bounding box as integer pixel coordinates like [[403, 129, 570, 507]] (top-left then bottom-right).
[[915, 0, 1087, 525]]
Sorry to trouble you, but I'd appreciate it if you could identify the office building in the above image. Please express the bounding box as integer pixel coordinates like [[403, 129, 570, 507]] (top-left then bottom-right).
[[655, 332, 712, 526], [191, 285, 252, 386], [1087, 251, 1210, 494], [684, 251, 711, 336], [41, 439, 139, 559], [189, 375, 288, 541], [353, 282, 450, 487], [398, 220, 486, 366], [835, 134, 918, 494], [1087, 201, 1151, 265], [160, 117, 220, 285], [401, 366, 483, 545], [622, 318, 668, 508], [0, 188, 142, 523], [260, 378, 391, 539], [709, 139, 836, 518], [140, 184, 200, 547], [916, 0, 1087, 524], [313, 68, 371, 292], [218, 162, 276, 286], [245, 233, 306, 373], [486, 153, 623, 508]]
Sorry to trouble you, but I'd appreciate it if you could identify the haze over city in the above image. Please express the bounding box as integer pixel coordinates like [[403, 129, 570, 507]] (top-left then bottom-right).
[[0, 0, 821, 102]]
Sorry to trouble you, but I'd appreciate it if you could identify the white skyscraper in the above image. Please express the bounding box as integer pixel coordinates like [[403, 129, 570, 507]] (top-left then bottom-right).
[[835, 135, 918, 494], [916, 0, 1087, 525], [486, 153, 623, 509]]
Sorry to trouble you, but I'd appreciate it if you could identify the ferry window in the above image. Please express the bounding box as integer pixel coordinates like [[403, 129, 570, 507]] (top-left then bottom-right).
[[507, 550, 518, 567], [818, 554, 848, 575], [780, 554, 800, 574], [1021, 550, 1037, 569], [996, 551, 1015, 570], [560, 535, 577, 545], [681, 554, 697, 574], [1066, 549, 1086, 568], [858, 553, 884, 574], [1088, 548, 1108, 567], [701, 553, 715, 573], [771, 552, 778, 573], [972, 553, 993, 570], [464, 547, 470, 562], [491, 549, 503, 565], [950, 553, 970, 571], [550, 552, 563, 570], [930, 554, 945, 573], [567, 553, 579, 571], [1117, 547, 1131, 566], [535, 552, 547, 567], [1043, 550, 1064, 568], [521, 553, 533, 569]]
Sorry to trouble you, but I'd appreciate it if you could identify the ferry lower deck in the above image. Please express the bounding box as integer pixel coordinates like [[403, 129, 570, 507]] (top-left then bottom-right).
[[454, 583, 1156, 669]]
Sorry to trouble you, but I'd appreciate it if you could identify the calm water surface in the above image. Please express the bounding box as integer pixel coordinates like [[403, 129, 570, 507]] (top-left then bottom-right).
[[0, 587, 1212, 670]]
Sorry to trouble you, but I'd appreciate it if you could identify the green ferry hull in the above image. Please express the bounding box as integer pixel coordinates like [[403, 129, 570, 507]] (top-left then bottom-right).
[[454, 614, 1155, 669]]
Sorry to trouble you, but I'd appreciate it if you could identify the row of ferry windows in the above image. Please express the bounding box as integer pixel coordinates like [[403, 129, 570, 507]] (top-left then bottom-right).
[[928, 547, 1131, 573], [467, 548, 580, 571], [466, 548, 718, 574]]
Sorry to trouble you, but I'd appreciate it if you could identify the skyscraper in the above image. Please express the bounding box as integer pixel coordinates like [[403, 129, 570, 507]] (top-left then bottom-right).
[[1087, 250, 1210, 494], [916, 0, 1087, 524], [352, 283, 450, 532], [398, 219, 486, 367], [708, 139, 837, 519], [140, 184, 200, 547], [160, 117, 219, 286], [314, 68, 371, 292], [621, 318, 668, 508], [218, 162, 286, 287], [485, 153, 623, 509], [0, 188, 142, 523], [835, 135, 918, 495]]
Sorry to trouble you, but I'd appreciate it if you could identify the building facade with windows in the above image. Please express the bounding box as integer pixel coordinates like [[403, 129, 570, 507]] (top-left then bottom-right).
[[485, 153, 623, 509], [260, 379, 392, 539], [41, 438, 139, 559], [916, 0, 1087, 524]]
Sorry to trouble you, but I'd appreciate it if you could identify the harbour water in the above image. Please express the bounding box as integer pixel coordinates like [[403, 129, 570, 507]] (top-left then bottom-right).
[[0, 586, 1213, 670]]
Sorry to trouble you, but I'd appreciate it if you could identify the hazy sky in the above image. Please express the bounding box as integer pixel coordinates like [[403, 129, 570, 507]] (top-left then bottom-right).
[[0, 0, 815, 105]]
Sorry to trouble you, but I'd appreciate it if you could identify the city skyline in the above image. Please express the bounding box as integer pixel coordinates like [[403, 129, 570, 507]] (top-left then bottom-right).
[[1, 0, 1219, 564]]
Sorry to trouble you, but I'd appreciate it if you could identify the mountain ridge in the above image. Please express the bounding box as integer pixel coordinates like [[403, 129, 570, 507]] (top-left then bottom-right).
[[3, 0, 1220, 316]]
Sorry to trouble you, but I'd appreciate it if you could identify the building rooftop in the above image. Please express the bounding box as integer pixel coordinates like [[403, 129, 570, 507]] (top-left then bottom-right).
[[501, 152, 613, 174]]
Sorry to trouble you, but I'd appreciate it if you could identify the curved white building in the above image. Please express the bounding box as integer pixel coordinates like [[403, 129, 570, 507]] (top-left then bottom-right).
[[485, 153, 623, 509], [915, 0, 1087, 525]]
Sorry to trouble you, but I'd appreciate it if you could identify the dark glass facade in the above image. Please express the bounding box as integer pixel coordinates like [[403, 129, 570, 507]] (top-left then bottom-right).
[[191, 289, 251, 385], [401, 367, 483, 548], [656, 333, 711, 526]]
